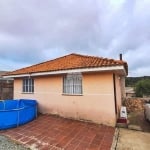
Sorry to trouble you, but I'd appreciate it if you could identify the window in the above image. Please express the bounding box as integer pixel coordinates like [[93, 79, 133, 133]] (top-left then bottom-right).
[[22, 78, 34, 93], [63, 73, 82, 95]]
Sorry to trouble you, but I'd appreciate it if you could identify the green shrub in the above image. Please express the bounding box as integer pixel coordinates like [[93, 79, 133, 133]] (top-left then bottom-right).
[[135, 79, 150, 97]]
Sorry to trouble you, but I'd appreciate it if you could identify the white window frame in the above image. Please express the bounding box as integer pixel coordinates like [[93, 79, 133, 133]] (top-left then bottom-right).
[[63, 73, 82, 95], [22, 78, 34, 93]]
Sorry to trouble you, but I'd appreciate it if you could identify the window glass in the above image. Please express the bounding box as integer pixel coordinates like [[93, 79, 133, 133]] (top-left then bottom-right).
[[63, 73, 82, 95], [22, 78, 34, 93]]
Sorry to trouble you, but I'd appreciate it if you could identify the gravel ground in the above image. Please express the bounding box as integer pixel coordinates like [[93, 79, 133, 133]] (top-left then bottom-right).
[[0, 135, 29, 150]]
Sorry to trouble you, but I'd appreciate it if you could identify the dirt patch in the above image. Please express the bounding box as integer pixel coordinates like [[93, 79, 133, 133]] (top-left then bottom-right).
[[128, 110, 150, 132], [123, 98, 150, 132]]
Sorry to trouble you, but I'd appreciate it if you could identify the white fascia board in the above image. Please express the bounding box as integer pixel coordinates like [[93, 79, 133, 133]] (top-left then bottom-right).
[[3, 74, 30, 78], [3, 65, 126, 78]]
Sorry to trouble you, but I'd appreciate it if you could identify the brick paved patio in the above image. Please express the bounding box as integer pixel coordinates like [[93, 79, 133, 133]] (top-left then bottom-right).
[[0, 114, 115, 150]]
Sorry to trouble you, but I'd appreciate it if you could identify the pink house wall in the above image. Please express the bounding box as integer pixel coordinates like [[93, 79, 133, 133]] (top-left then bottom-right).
[[14, 72, 123, 126]]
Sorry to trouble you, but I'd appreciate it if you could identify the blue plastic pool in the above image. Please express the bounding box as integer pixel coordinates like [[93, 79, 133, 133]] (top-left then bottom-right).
[[0, 99, 37, 130]]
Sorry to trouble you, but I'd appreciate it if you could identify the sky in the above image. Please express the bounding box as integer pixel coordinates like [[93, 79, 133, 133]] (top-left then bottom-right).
[[0, 0, 150, 77]]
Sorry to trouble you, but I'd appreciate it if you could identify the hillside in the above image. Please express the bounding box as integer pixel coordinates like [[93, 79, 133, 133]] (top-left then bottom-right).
[[125, 76, 150, 87]]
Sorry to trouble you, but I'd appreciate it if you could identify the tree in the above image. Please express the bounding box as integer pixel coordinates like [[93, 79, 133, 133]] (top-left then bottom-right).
[[135, 79, 150, 97]]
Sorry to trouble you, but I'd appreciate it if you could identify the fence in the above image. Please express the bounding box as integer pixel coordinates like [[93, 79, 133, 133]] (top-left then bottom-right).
[[0, 80, 13, 100]]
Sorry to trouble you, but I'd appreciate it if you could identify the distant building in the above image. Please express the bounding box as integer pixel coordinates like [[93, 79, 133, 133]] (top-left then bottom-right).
[[0, 71, 13, 100], [125, 87, 136, 97]]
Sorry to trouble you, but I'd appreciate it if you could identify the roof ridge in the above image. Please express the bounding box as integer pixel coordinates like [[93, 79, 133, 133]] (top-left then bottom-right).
[[72, 53, 123, 63], [70, 53, 104, 59]]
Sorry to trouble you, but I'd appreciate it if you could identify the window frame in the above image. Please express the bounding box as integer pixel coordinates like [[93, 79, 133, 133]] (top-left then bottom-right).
[[63, 73, 83, 95], [22, 78, 34, 93]]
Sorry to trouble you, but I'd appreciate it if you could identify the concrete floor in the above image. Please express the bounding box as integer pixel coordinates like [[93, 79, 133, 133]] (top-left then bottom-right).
[[115, 128, 150, 150]]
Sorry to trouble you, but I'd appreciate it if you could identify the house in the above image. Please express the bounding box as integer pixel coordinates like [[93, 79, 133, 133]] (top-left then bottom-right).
[[0, 71, 13, 100], [3, 53, 128, 126], [125, 87, 136, 97]]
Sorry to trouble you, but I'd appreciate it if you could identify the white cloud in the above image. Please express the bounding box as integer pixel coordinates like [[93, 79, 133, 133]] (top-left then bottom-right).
[[0, 0, 150, 76]]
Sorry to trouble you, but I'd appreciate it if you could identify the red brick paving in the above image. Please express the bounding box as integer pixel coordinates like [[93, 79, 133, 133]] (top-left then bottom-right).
[[0, 114, 115, 150]]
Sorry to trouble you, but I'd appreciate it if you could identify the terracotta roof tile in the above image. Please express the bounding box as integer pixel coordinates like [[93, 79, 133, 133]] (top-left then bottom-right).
[[5, 53, 128, 75]]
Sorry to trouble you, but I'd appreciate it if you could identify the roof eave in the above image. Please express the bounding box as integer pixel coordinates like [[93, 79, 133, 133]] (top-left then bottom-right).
[[3, 65, 127, 78]]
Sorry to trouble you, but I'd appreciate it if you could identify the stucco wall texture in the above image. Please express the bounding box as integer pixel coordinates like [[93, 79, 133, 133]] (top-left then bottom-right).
[[14, 72, 122, 126]]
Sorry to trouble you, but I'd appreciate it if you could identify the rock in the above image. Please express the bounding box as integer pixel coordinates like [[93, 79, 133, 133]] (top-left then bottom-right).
[[0, 136, 28, 150], [123, 98, 144, 113], [116, 123, 128, 128], [128, 124, 143, 131]]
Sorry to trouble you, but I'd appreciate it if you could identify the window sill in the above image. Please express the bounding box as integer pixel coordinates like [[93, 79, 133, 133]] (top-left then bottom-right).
[[22, 92, 34, 94], [62, 93, 83, 96]]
